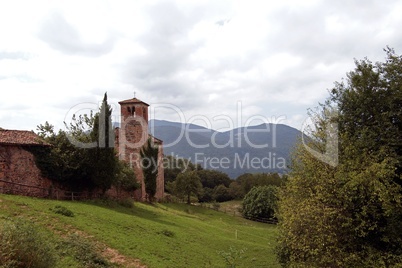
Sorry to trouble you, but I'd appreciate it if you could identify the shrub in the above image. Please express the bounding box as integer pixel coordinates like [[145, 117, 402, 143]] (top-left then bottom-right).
[[0, 218, 56, 268], [212, 201, 221, 211], [117, 198, 134, 208], [242, 186, 278, 222], [61, 233, 111, 267], [50, 205, 74, 217], [217, 246, 247, 268]]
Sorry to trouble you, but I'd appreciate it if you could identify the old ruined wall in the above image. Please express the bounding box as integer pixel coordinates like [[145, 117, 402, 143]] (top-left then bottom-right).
[[0, 145, 53, 197]]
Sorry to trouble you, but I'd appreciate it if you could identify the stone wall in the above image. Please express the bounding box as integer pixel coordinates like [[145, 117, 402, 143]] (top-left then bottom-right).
[[0, 145, 53, 197]]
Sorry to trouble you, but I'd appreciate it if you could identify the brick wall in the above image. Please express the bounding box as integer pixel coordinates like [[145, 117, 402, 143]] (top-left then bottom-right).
[[0, 145, 53, 197]]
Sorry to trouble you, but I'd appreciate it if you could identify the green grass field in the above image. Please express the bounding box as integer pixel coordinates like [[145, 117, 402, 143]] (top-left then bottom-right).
[[0, 194, 279, 267]]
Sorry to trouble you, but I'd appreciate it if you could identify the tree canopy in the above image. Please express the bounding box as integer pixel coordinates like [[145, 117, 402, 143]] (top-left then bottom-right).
[[33, 93, 137, 195], [277, 48, 402, 267], [173, 171, 202, 204]]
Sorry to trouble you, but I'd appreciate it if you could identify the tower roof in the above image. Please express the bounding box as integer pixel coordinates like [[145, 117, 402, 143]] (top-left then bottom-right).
[[118, 97, 149, 106]]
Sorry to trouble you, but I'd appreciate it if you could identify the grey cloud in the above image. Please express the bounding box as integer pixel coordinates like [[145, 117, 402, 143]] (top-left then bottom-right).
[[38, 11, 117, 57], [124, 2, 205, 79], [267, 1, 401, 63], [120, 0, 402, 124], [121, 2, 209, 108]]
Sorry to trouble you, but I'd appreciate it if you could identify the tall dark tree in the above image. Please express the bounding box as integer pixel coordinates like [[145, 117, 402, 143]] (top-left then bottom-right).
[[89, 93, 118, 194], [277, 48, 402, 267], [140, 138, 159, 202]]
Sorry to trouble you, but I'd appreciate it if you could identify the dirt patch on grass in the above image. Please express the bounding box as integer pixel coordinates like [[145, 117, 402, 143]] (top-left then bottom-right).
[[23, 209, 147, 268], [102, 247, 147, 268]]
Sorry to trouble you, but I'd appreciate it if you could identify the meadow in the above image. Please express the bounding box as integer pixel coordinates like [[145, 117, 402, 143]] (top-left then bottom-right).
[[0, 194, 279, 267]]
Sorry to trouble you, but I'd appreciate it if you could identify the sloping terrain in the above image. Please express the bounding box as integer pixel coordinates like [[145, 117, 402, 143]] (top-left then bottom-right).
[[0, 194, 279, 267]]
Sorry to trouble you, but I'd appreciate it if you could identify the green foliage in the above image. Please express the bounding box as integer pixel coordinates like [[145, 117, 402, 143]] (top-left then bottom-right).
[[0, 218, 56, 268], [33, 93, 125, 194], [140, 138, 159, 202], [163, 155, 202, 191], [242, 186, 278, 222], [117, 198, 134, 208], [198, 187, 214, 202], [197, 169, 232, 189], [157, 229, 175, 238], [173, 171, 202, 204], [277, 48, 402, 267], [50, 205, 74, 217], [211, 201, 220, 211], [217, 246, 247, 268], [61, 234, 112, 267], [114, 161, 139, 193], [232, 173, 284, 199], [213, 184, 232, 202], [87, 93, 119, 194]]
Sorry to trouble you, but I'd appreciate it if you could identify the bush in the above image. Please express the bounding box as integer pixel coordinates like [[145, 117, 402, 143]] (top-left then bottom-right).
[[50, 205, 74, 217], [117, 198, 134, 208], [242, 186, 278, 222], [60, 233, 111, 267], [217, 246, 247, 268], [0, 218, 56, 268], [213, 184, 232, 202], [212, 201, 221, 211]]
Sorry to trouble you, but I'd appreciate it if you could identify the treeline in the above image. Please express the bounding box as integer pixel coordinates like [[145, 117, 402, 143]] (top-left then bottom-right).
[[163, 155, 286, 203]]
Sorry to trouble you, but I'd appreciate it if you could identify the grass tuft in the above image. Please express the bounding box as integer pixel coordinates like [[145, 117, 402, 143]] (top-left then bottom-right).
[[50, 205, 75, 217]]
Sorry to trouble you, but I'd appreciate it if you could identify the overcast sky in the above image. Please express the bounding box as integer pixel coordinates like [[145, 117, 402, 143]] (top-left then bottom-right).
[[1, 0, 401, 132]]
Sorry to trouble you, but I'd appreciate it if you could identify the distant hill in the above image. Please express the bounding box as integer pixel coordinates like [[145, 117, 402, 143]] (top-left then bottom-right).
[[149, 119, 301, 178]]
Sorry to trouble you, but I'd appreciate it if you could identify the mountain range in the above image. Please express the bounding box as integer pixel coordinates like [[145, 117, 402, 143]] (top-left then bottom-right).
[[148, 119, 301, 178]]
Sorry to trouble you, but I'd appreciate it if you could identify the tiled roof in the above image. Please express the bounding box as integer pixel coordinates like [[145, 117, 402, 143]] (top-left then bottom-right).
[[0, 129, 49, 146], [118, 97, 149, 106]]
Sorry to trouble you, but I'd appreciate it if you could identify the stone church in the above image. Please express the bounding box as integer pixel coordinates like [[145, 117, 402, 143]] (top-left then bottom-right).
[[114, 97, 164, 201], [0, 96, 164, 201]]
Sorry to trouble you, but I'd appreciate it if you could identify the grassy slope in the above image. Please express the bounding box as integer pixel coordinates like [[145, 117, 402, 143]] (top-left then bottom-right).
[[0, 194, 279, 268]]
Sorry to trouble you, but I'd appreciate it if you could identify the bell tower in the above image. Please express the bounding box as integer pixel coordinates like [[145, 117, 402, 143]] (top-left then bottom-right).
[[116, 96, 164, 201], [119, 97, 149, 146], [118, 97, 150, 200]]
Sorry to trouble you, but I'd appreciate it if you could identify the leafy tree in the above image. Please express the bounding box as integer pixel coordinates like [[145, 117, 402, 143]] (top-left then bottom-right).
[[242, 186, 278, 222], [114, 161, 140, 193], [228, 181, 243, 200], [33, 126, 95, 190], [140, 138, 159, 202], [197, 169, 232, 189], [213, 184, 232, 202], [174, 171, 202, 204], [277, 48, 402, 267], [163, 155, 201, 192], [198, 187, 214, 203], [33, 93, 126, 194], [231, 172, 284, 199]]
